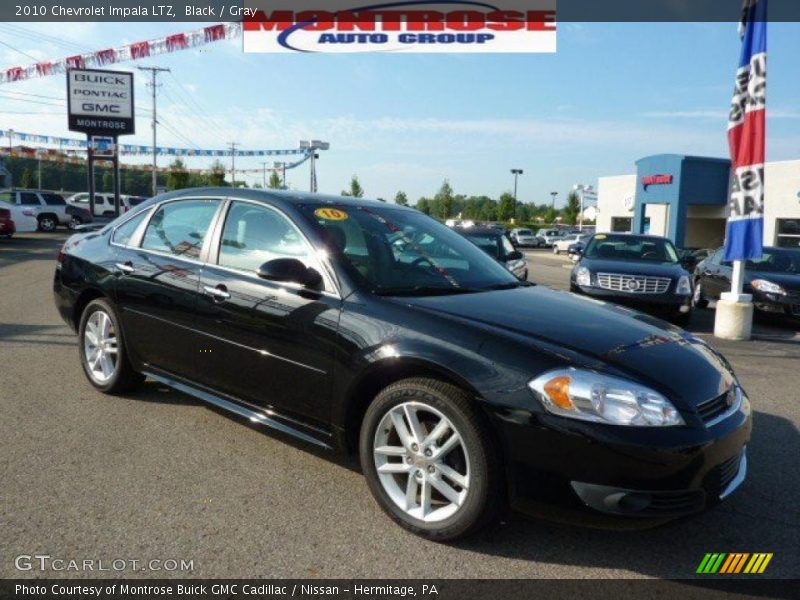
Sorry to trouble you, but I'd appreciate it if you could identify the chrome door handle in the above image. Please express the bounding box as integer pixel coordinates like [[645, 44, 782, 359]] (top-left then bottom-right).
[[203, 285, 230, 300], [115, 262, 135, 274]]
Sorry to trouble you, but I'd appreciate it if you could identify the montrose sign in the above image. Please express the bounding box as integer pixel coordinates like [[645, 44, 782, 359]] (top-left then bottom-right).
[[67, 69, 134, 136], [244, 2, 557, 53]]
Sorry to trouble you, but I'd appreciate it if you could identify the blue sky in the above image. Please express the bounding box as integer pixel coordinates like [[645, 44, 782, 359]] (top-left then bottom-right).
[[1, 21, 799, 206]]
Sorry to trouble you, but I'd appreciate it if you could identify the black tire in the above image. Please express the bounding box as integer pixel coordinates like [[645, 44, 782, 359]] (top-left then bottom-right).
[[68, 216, 82, 230], [37, 214, 58, 232], [78, 298, 144, 394], [359, 378, 501, 541], [670, 310, 692, 327], [692, 280, 709, 309]]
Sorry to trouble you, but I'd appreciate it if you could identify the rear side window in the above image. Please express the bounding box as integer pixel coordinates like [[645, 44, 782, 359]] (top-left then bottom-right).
[[112, 210, 150, 247], [0, 192, 12, 204], [141, 200, 220, 259], [20, 193, 40, 206], [42, 193, 66, 206]]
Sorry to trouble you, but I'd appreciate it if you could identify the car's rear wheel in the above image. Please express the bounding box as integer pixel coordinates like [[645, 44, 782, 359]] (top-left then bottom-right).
[[79, 298, 144, 393], [37, 215, 57, 232], [693, 280, 709, 308], [68, 216, 82, 230], [359, 378, 500, 541], [552, 246, 559, 254]]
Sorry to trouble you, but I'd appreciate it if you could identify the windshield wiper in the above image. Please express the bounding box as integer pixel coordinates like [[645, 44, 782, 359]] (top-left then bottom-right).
[[481, 281, 530, 291]]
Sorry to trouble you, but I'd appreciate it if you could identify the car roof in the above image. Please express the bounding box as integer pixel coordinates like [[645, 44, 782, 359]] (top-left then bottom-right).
[[593, 233, 671, 242], [159, 187, 415, 211]]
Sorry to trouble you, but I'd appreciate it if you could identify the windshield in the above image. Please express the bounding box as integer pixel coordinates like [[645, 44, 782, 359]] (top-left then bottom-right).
[[298, 204, 520, 295], [584, 234, 679, 263], [745, 248, 799, 273]]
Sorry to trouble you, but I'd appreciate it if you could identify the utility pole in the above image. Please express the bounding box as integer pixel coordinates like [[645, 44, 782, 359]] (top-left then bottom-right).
[[137, 65, 170, 197], [261, 161, 268, 188], [228, 142, 238, 188], [510, 168, 523, 221]]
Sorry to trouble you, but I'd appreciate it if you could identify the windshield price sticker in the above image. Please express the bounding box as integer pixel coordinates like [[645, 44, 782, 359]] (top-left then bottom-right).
[[315, 208, 349, 221]]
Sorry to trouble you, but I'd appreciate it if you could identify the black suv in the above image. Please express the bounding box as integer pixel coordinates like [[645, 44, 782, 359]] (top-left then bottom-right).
[[54, 189, 750, 540], [571, 233, 694, 325]]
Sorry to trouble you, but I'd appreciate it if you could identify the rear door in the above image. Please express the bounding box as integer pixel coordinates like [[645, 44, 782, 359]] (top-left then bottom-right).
[[193, 199, 341, 425], [113, 197, 224, 380]]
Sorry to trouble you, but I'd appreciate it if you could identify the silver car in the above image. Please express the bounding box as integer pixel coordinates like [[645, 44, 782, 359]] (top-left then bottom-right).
[[510, 228, 542, 247]]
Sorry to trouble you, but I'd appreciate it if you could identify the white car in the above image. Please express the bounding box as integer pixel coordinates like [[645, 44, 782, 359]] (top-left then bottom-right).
[[0, 189, 72, 231], [553, 233, 590, 255], [510, 228, 542, 247], [66, 192, 148, 217], [536, 228, 564, 247], [0, 200, 38, 233]]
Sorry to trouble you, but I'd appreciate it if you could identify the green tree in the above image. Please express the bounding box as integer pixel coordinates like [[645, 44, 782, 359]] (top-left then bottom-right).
[[101, 169, 114, 193], [563, 191, 580, 225], [206, 160, 227, 187], [435, 179, 454, 219], [342, 175, 364, 197], [416, 197, 431, 215], [268, 170, 283, 189], [394, 190, 409, 206], [498, 191, 516, 222], [167, 158, 190, 191], [20, 168, 34, 189], [543, 206, 558, 225]]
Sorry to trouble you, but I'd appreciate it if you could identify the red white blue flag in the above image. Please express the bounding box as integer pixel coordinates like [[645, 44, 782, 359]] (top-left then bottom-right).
[[725, 0, 767, 262]]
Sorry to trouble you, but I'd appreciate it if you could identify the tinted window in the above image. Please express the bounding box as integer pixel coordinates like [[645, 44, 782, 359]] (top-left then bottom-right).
[[20, 193, 40, 206], [463, 233, 501, 259], [584, 235, 679, 263], [745, 248, 799, 273], [219, 202, 310, 272], [112, 210, 150, 247], [141, 200, 220, 259], [42, 193, 66, 206], [129, 196, 147, 206], [517, 229, 532, 236], [299, 204, 518, 295]]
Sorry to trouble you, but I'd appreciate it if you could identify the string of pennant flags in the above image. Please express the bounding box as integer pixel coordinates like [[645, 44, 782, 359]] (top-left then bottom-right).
[[0, 23, 242, 85], [0, 129, 308, 158], [0, 148, 313, 175]]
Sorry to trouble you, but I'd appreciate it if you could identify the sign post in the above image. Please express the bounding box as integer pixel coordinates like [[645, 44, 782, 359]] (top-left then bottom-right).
[[67, 69, 134, 218]]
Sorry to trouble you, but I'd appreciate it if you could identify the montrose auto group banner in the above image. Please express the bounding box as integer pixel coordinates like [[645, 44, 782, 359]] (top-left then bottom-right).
[[242, 1, 557, 53]]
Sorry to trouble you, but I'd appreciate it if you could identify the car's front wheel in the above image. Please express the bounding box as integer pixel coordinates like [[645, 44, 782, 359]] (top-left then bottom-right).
[[79, 298, 144, 393], [359, 378, 500, 541], [68, 216, 83, 230]]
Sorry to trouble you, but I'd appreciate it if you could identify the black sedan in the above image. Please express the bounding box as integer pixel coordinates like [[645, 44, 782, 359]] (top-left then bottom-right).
[[571, 233, 695, 325], [693, 246, 800, 320], [54, 189, 750, 540], [457, 226, 528, 280]]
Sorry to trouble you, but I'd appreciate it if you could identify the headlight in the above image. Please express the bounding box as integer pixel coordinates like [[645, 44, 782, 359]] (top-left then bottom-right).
[[676, 275, 692, 295], [751, 279, 786, 295], [528, 368, 684, 427], [575, 266, 591, 287]]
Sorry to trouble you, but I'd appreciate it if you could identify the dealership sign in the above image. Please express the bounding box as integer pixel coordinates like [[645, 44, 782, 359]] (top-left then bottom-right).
[[642, 174, 673, 189], [243, 2, 557, 53], [67, 69, 134, 136]]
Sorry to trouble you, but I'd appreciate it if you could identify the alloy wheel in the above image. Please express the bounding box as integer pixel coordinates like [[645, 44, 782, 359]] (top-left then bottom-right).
[[373, 401, 470, 523], [83, 310, 119, 384], [39, 217, 57, 232]]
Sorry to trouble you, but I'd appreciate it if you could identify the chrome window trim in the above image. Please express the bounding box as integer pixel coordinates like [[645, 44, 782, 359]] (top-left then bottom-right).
[[109, 205, 157, 249], [212, 196, 341, 298]]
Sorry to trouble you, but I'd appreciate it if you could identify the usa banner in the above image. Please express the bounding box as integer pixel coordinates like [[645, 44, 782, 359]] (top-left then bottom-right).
[[724, 0, 767, 263]]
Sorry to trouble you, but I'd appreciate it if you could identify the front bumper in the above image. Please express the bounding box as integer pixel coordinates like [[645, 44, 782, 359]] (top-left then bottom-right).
[[574, 283, 691, 312], [752, 290, 800, 319], [493, 394, 751, 523]]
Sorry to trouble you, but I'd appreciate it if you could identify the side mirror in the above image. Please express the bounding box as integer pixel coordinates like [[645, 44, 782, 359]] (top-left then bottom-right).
[[506, 250, 523, 261], [257, 258, 323, 290]]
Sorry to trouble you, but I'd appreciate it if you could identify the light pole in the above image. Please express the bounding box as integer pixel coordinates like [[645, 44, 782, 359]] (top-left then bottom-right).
[[299, 140, 330, 193], [510, 168, 523, 220], [573, 184, 597, 231], [550, 191, 558, 208], [228, 142, 238, 188]]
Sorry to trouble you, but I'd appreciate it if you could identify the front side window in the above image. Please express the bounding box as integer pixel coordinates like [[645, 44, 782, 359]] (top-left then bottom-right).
[[141, 199, 220, 259], [299, 204, 518, 295], [218, 201, 312, 273], [584, 235, 679, 263], [112, 210, 150, 247], [745, 248, 799, 273]]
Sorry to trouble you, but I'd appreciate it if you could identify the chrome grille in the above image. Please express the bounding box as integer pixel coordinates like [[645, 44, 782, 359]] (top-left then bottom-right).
[[596, 273, 671, 294]]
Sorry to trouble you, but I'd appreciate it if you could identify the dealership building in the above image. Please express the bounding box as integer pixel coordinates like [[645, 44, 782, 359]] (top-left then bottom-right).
[[595, 154, 800, 249]]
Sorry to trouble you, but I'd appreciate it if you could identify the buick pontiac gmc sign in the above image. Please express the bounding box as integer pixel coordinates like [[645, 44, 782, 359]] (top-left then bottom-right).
[[67, 69, 134, 136], [243, 2, 557, 53]]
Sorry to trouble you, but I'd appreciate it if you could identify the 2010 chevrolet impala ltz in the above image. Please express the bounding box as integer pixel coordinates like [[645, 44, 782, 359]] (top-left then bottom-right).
[[54, 189, 751, 540]]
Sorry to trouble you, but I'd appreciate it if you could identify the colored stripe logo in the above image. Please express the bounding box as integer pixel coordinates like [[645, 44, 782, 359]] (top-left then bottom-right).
[[697, 553, 773, 574]]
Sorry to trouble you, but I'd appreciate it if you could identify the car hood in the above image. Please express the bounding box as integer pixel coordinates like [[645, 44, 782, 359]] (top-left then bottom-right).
[[579, 258, 686, 278], [746, 271, 800, 293], [401, 286, 733, 407]]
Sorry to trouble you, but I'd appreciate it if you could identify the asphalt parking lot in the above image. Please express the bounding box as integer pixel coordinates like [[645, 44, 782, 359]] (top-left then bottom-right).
[[1, 232, 798, 579]]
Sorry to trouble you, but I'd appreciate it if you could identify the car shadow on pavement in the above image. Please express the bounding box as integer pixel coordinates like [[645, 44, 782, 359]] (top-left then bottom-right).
[[0, 323, 77, 347], [452, 409, 799, 580], [0, 231, 69, 268]]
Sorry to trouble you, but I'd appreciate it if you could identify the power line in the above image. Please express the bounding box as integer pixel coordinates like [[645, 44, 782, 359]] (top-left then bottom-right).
[[0, 23, 93, 53], [0, 39, 40, 62]]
